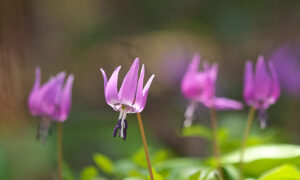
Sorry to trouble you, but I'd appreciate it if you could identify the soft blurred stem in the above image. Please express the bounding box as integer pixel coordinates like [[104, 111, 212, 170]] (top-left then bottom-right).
[[239, 106, 256, 180], [209, 108, 223, 180], [57, 122, 63, 180], [137, 113, 154, 180]]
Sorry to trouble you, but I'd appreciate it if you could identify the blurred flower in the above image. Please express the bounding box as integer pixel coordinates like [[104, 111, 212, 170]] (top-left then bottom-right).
[[244, 56, 280, 128], [181, 54, 243, 127], [28, 67, 74, 143], [100, 58, 155, 140], [271, 45, 300, 96]]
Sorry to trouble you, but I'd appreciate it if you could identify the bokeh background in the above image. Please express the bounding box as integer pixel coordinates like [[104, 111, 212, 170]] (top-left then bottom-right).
[[1, 0, 300, 179]]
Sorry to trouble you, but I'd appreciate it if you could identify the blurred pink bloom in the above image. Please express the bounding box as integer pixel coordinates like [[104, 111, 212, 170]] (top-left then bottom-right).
[[28, 67, 74, 143], [244, 56, 280, 128], [271, 44, 300, 96], [100, 58, 155, 140], [181, 54, 243, 127]]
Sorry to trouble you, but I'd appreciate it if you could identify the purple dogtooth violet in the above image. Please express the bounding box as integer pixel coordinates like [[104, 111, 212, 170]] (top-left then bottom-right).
[[28, 67, 74, 144], [244, 56, 280, 128], [181, 54, 243, 127], [100, 58, 155, 140]]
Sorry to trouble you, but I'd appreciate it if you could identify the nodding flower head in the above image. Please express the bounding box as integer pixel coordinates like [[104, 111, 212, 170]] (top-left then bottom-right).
[[244, 56, 280, 128], [100, 58, 155, 140], [28, 67, 74, 143], [181, 54, 243, 127]]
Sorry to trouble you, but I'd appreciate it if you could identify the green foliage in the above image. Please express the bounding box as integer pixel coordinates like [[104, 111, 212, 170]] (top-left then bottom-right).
[[258, 164, 300, 180], [79, 144, 300, 179], [80, 166, 99, 180], [63, 163, 76, 180], [188, 170, 201, 180], [222, 144, 300, 177], [93, 153, 115, 174]]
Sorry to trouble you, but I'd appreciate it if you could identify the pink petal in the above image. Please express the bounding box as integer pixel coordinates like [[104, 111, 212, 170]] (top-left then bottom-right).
[[57, 74, 74, 122], [105, 66, 121, 109], [181, 54, 201, 99], [136, 75, 155, 113], [187, 54, 200, 74], [203, 63, 218, 101], [133, 64, 145, 111], [213, 97, 244, 110], [254, 56, 272, 99], [268, 61, 280, 104], [118, 58, 140, 105], [100, 68, 108, 90], [28, 67, 41, 116], [133, 64, 155, 113], [244, 61, 254, 105]]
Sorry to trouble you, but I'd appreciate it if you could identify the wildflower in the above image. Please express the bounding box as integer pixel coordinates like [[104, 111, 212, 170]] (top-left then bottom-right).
[[181, 54, 243, 127], [271, 45, 300, 96], [244, 56, 280, 128], [28, 67, 74, 143], [100, 58, 155, 140]]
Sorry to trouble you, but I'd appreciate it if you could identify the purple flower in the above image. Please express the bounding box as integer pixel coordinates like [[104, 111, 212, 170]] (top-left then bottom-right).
[[271, 45, 300, 96], [28, 67, 74, 143], [181, 54, 243, 127], [100, 58, 155, 140], [244, 56, 280, 128]]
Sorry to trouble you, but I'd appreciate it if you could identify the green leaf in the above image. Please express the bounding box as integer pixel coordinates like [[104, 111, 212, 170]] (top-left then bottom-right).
[[181, 125, 212, 139], [150, 168, 164, 180], [188, 170, 201, 180], [153, 149, 172, 164], [222, 165, 239, 180], [132, 148, 148, 168], [114, 159, 139, 177], [222, 144, 300, 177], [63, 163, 75, 180], [93, 153, 114, 174], [259, 164, 300, 180], [80, 166, 99, 180]]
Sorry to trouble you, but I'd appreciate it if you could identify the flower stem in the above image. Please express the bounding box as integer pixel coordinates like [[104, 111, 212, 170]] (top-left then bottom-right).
[[239, 106, 256, 180], [57, 122, 63, 180], [136, 113, 154, 180], [209, 108, 223, 180]]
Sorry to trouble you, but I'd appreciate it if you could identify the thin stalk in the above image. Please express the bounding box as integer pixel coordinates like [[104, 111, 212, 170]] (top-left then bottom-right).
[[209, 108, 223, 180], [239, 106, 256, 180], [136, 113, 154, 180], [57, 122, 63, 180]]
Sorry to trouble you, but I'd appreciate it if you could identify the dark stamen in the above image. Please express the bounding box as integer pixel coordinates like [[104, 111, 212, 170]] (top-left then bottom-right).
[[113, 120, 122, 137], [36, 118, 51, 145], [258, 109, 268, 129], [123, 119, 128, 140]]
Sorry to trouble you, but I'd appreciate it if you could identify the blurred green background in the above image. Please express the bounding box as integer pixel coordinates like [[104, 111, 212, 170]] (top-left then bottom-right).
[[0, 0, 300, 179]]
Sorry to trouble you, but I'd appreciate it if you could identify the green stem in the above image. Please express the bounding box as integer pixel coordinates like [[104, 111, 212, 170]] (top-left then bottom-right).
[[209, 108, 223, 180], [239, 106, 256, 180], [57, 122, 63, 180], [136, 113, 154, 180]]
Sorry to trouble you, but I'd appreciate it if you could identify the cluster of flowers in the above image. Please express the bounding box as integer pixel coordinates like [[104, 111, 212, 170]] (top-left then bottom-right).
[[28, 54, 280, 141], [181, 54, 280, 129]]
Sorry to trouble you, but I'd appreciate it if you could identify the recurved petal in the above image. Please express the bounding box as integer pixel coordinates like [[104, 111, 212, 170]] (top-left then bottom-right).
[[133, 64, 145, 111], [268, 61, 280, 104], [105, 66, 121, 108], [57, 74, 74, 122], [39, 72, 66, 116], [203, 63, 218, 100], [187, 54, 200, 74], [244, 61, 254, 105], [100, 68, 108, 90], [118, 58, 139, 105], [28, 67, 41, 116], [133, 74, 155, 112], [254, 56, 272, 99], [213, 97, 244, 110]]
